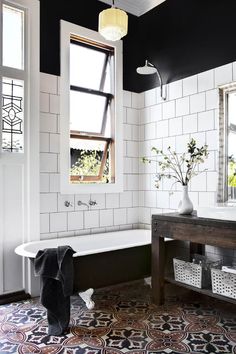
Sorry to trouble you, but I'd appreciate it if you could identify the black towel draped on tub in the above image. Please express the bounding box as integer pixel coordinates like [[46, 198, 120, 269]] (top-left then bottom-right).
[[34, 245, 75, 336]]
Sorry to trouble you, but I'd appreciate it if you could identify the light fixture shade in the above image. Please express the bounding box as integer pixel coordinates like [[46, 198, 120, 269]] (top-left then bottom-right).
[[99, 7, 128, 41]]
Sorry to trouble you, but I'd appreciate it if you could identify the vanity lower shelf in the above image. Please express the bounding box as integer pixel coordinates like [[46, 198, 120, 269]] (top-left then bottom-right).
[[152, 212, 236, 306], [165, 274, 236, 305]]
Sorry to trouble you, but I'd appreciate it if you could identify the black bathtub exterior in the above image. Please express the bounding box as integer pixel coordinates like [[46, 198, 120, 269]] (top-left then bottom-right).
[[73, 245, 151, 291]]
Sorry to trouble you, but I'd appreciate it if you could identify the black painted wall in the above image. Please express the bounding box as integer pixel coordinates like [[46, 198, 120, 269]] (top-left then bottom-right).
[[40, 0, 236, 93]]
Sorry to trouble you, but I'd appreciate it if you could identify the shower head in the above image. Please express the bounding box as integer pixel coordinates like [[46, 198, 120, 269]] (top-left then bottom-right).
[[136, 60, 157, 75], [136, 59, 166, 100]]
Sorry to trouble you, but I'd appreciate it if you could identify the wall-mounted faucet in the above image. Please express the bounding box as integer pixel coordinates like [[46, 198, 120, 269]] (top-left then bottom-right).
[[77, 200, 89, 209], [77, 200, 97, 209]]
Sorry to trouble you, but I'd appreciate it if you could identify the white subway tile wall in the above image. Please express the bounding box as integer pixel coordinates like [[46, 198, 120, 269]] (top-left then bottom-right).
[[138, 61, 236, 263], [139, 64, 231, 216], [40, 62, 236, 264], [40, 77, 141, 238]]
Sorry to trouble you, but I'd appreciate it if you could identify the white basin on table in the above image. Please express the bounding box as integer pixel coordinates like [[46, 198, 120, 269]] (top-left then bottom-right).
[[197, 206, 236, 221]]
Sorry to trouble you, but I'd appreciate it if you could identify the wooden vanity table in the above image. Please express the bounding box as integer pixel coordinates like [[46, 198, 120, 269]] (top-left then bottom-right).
[[152, 212, 236, 305]]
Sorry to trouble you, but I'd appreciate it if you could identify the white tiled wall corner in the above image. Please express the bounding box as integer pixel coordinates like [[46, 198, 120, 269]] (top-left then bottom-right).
[[139, 61, 235, 229]]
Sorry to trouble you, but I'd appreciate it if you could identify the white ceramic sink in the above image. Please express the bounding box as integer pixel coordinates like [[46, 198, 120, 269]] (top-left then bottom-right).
[[197, 206, 236, 221]]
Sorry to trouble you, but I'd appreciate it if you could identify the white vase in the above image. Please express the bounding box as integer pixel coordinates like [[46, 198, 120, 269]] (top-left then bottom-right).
[[178, 185, 193, 215]]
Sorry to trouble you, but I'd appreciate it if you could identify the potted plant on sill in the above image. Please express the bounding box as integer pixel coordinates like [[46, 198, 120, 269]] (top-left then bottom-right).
[[142, 138, 209, 215]]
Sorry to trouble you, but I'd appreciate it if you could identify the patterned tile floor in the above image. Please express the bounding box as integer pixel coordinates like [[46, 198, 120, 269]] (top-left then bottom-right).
[[0, 281, 235, 354]]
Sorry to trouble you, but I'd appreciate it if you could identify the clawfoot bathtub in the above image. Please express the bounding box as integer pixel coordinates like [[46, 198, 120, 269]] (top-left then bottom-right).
[[15, 229, 152, 308]]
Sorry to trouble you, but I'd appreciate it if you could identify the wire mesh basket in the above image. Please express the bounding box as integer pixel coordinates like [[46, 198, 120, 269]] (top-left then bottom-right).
[[211, 268, 236, 299], [173, 255, 222, 289], [173, 258, 202, 288]]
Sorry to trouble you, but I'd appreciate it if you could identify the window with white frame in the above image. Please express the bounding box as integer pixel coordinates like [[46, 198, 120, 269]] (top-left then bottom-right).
[[227, 90, 236, 200], [70, 36, 114, 183], [1, 2, 25, 153], [218, 83, 236, 203], [60, 21, 123, 194]]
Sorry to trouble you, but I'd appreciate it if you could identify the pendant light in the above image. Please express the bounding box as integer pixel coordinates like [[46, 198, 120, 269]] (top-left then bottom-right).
[[98, 0, 128, 41]]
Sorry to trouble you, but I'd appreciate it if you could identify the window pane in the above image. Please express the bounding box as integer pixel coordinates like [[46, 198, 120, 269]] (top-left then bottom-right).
[[70, 138, 110, 183], [70, 43, 111, 93], [228, 91, 236, 126], [3, 4, 24, 70], [228, 132, 236, 200], [228, 132, 236, 158], [70, 90, 106, 134], [2, 78, 24, 152]]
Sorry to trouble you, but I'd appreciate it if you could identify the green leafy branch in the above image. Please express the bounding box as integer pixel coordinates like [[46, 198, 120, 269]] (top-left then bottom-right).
[[142, 138, 209, 188], [228, 155, 236, 187]]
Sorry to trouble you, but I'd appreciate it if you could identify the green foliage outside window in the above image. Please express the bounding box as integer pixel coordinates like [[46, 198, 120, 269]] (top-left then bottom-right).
[[70, 149, 109, 183], [228, 155, 236, 187]]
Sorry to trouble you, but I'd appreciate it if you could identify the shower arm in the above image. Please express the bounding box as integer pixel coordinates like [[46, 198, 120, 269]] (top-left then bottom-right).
[[146, 60, 165, 100]]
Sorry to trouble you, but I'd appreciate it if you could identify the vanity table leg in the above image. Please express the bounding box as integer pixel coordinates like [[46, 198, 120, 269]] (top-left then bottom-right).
[[152, 235, 165, 305]]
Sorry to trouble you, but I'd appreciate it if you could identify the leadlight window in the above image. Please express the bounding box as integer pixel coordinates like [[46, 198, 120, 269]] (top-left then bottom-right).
[[2, 78, 24, 152], [69, 36, 114, 184], [1, 2, 25, 153]]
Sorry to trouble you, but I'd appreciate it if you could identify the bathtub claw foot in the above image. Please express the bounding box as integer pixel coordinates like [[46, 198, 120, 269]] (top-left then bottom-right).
[[79, 288, 95, 309]]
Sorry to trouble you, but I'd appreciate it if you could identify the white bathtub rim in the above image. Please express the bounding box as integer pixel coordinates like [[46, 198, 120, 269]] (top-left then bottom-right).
[[15, 229, 152, 259]]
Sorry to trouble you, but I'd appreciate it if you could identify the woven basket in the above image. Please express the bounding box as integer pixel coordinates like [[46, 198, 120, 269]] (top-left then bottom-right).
[[211, 268, 236, 299]]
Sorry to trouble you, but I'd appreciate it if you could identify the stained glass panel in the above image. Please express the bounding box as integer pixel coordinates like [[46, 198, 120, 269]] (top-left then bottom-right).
[[2, 78, 24, 152]]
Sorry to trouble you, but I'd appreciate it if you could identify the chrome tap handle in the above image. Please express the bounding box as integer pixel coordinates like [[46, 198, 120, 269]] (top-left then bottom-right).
[[89, 200, 97, 206], [64, 201, 73, 207]]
